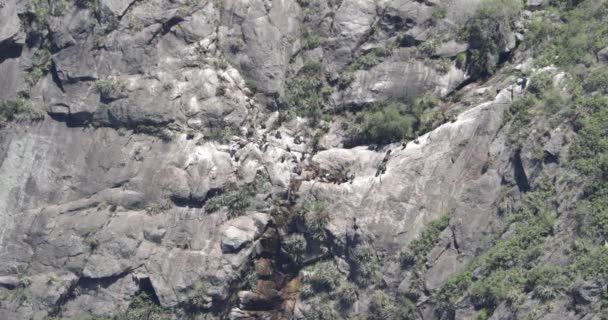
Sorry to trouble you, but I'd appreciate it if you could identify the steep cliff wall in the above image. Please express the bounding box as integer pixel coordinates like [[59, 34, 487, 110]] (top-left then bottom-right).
[[1, 0, 608, 319]]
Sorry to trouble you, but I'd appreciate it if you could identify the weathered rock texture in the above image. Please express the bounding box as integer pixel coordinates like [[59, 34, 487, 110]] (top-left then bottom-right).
[[0, 0, 594, 319]]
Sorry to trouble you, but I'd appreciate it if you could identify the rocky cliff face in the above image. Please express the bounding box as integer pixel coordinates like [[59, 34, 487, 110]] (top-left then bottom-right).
[[1, 0, 608, 319]]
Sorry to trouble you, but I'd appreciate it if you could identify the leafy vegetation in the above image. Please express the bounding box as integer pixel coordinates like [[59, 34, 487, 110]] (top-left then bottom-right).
[[350, 244, 380, 287], [431, 6, 447, 22], [504, 71, 573, 145], [146, 199, 174, 215], [300, 197, 330, 241], [339, 47, 393, 87], [95, 78, 127, 102], [204, 126, 239, 143], [337, 282, 359, 307], [345, 104, 416, 146], [23, 49, 52, 96], [526, 1, 608, 68], [344, 95, 442, 147], [407, 212, 452, 267], [282, 60, 328, 125], [401, 211, 453, 289], [460, 0, 523, 79], [22, 0, 51, 34], [299, 260, 362, 317], [301, 261, 343, 297], [435, 1, 608, 312], [302, 302, 339, 320], [301, 27, 325, 50], [435, 179, 558, 314], [135, 125, 173, 141], [204, 172, 271, 219], [0, 99, 45, 125], [122, 290, 169, 320], [419, 37, 439, 56], [368, 290, 416, 320]]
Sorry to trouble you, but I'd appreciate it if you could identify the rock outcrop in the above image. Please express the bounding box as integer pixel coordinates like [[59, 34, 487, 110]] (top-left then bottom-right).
[[1, 0, 606, 319]]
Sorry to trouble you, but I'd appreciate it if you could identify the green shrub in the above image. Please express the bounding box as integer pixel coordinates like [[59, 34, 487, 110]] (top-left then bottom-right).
[[122, 290, 169, 320], [527, 73, 555, 99], [584, 66, 608, 93], [204, 126, 239, 143], [302, 27, 325, 50], [470, 269, 527, 308], [569, 96, 608, 178], [146, 199, 173, 214], [476, 0, 522, 20], [282, 60, 327, 126], [436, 180, 558, 311], [455, 52, 467, 69], [571, 245, 608, 287], [431, 6, 447, 21], [0, 99, 45, 125], [460, 0, 523, 79], [338, 70, 356, 88], [569, 96, 608, 243], [525, 265, 567, 301], [344, 94, 443, 147], [345, 104, 416, 146], [530, 1, 608, 68], [337, 282, 359, 307], [419, 37, 439, 56], [436, 58, 452, 74], [23, 0, 50, 33], [304, 302, 339, 320], [282, 233, 307, 264], [368, 291, 413, 320], [476, 308, 490, 320], [436, 272, 472, 313], [22, 49, 52, 94], [245, 79, 258, 94], [135, 125, 173, 141], [404, 211, 452, 270], [205, 172, 271, 219], [524, 16, 553, 50], [300, 197, 330, 241], [339, 46, 392, 85], [401, 211, 453, 291], [350, 244, 379, 286], [302, 261, 343, 295], [506, 94, 536, 140], [95, 78, 127, 101]]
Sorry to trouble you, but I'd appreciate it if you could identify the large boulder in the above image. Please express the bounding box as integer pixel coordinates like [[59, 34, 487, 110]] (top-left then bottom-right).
[[221, 212, 272, 253]]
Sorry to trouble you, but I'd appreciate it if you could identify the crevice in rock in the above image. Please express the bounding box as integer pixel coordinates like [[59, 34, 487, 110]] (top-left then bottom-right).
[[48, 111, 94, 127], [170, 195, 205, 209], [450, 225, 461, 254], [446, 76, 477, 98], [512, 150, 530, 193], [117, 0, 142, 21], [543, 151, 559, 164], [49, 60, 65, 93], [0, 41, 22, 64], [147, 16, 185, 45], [135, 276, 162, 305], [171, 187, 224, 210]]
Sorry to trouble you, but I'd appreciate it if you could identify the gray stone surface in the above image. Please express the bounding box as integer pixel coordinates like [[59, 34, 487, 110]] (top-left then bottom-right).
[[221, 212, 271, 253], [0, 0, 587, 319]]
